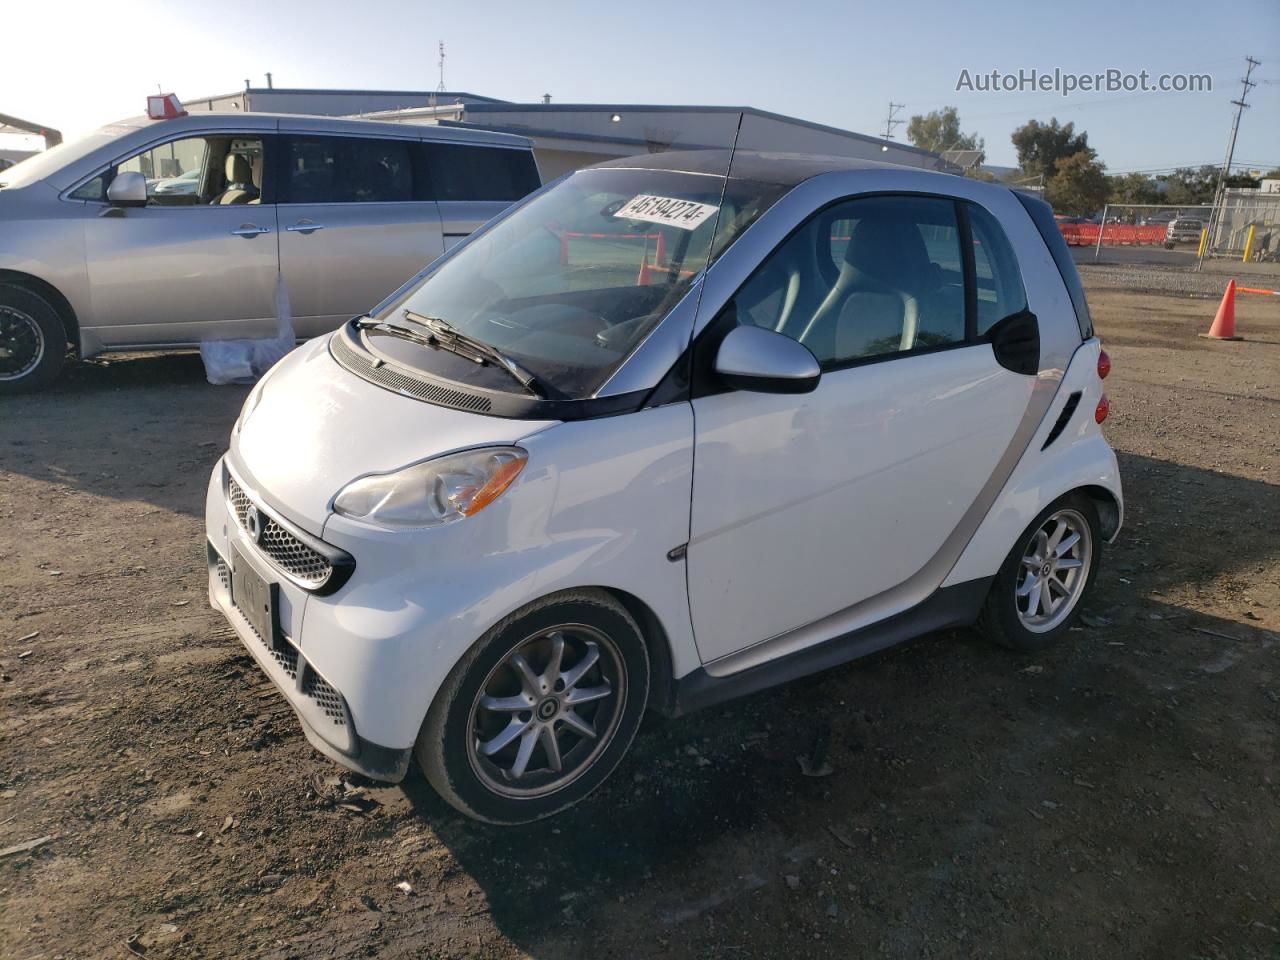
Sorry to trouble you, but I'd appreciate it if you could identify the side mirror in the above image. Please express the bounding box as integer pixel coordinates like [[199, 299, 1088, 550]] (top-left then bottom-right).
[[106, 171, 148, 207], [714, 324, 821, 394]]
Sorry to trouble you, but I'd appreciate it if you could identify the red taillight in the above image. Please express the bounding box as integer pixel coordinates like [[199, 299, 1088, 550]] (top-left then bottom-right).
[[1097, 348, 1111, 379], [1095, 394, 1110, 424]]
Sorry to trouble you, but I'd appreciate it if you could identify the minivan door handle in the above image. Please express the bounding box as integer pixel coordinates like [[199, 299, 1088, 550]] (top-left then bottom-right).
[[285, 220, 325, 234], [231, 224, 272, 238]]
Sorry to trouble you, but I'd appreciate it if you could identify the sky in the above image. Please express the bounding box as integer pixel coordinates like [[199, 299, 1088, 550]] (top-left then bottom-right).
[[6, 0, 1279, 175]]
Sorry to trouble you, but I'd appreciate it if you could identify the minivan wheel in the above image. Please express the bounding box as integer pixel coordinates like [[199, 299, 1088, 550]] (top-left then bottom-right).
[[0, 284, 66, 395], [978, 492, 1102, 652], [417, 589, 649, 824]]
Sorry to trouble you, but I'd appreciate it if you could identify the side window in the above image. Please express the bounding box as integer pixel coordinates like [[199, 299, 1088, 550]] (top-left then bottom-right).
[[69, 174, 107, 202], [281, 137, 412, 204], [113, 136, 263, 206], [419, 143, 540, 202], [965, 202, 1028, 335], [736, 195, 966, 366]]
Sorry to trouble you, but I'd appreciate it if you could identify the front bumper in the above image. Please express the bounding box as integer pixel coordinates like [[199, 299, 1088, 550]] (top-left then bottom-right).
[[206, 473, 411, 783]]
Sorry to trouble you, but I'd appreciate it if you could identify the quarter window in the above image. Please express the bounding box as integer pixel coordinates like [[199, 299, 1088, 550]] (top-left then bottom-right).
[[736, 195, 966, 366], [965, 202, 1028, 335], [420, 143, 540, 202], [281, 136, 413, 204]]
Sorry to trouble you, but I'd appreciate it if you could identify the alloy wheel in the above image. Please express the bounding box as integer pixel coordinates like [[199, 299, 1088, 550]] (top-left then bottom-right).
[[1016, 507, 1094, 633], [466, 625, 626, 798], [0, 306, 45, 381]]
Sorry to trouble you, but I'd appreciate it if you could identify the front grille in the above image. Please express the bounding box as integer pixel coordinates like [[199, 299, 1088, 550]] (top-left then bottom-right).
[[227, 477, 333, 587]]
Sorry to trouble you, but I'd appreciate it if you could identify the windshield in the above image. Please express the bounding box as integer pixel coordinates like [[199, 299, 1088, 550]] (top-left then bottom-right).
[[377, 166, 787, 399], [0, 121, 143, 189]]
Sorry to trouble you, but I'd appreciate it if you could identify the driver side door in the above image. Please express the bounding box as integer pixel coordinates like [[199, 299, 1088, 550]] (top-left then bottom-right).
[[81, 133, 280, 347]]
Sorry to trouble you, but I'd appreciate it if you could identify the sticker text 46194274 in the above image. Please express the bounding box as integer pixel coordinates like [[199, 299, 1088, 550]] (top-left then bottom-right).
[[613, 194, 719, 231]]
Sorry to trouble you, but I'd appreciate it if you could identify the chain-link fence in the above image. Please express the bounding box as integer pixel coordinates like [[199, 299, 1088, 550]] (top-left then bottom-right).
[[1203, 188, 1280, 262], [1074, 203, 1215, 258]]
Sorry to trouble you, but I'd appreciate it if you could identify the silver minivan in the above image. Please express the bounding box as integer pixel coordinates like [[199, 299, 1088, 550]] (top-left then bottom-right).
[[0, 110, 540, 393]]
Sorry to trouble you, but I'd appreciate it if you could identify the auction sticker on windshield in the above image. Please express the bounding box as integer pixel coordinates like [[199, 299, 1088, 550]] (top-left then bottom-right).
[[614, 195, 719, 231]]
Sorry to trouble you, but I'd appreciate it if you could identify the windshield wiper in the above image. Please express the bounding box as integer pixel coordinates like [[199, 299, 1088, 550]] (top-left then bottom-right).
[[354, 313, 545, 399], [401, 310, 545, 398]]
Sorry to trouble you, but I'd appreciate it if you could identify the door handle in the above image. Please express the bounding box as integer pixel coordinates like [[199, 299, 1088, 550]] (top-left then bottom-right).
[[231, 224, 272, 238], [286, 221, 325, 234]]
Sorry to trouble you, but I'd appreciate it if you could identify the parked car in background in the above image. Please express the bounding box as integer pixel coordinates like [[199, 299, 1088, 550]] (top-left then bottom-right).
[[207, 150, 1122, 824], [0, 108, 540, 393], [151, 167, 202, 196], [1164, 217, 1205, 247]]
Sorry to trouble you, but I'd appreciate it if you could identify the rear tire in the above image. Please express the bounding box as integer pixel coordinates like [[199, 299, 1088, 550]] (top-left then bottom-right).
[[978, 492, 1102, 652], [416, 589, 649, 825], [0, 283, 66, 395]]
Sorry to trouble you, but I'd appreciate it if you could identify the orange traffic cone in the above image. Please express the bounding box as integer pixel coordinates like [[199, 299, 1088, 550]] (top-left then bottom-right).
[[636, 250, 653, 285], [1201, 279, 1243, 341]]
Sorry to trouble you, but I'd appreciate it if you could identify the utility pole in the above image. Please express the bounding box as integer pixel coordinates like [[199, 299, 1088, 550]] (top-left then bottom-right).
[[881, 102, 905, 141], [430, 42, 446, 108], [1198, 56, 1260, 270]]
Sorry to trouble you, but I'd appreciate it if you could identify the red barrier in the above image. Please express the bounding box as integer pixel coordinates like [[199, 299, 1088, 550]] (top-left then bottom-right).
[[1058, 223, 1167, 246], [560, 231, 666, 265]]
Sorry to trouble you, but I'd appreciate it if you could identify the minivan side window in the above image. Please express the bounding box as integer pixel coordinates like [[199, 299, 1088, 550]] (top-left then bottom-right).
[[736, 195, 966, 366], [106, 136, 264, 206], [281, 136, 413, 204], [420, 143, 540, 202], [965, 202, 1028, 335]]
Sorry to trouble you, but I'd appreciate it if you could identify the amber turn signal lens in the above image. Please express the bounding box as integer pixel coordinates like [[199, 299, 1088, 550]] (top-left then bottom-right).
[[460, 457, 527, 517], [1095, 394, 1110, 424]]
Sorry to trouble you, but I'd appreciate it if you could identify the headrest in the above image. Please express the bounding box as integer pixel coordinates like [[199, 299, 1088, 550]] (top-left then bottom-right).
[[226, 153, 252, 184], [843, 211, 933, 292]]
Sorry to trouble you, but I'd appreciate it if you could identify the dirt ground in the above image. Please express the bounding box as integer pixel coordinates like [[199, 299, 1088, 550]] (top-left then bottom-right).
[[2, 278, 1278, 960]]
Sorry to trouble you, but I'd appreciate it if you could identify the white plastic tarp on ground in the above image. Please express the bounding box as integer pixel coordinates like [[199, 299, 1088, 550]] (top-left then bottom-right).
[[199, 274, 296, 384]]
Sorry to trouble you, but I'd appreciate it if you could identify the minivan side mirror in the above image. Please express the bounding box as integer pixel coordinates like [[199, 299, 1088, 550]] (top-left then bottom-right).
[[106, 171, 148, 207], [713, 324, 821, 394]]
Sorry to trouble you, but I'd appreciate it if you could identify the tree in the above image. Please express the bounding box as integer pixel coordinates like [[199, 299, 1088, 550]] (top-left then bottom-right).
[[1011, 118, 1093, 181], [1159, 166, 1218, 206], [906, 107, 984, 159], [1108, 172, 1160, 206], [1048, 152, 1109, 215]]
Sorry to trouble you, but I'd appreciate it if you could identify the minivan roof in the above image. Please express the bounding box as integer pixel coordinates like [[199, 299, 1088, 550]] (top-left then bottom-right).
[[8, 112, 533, 192]]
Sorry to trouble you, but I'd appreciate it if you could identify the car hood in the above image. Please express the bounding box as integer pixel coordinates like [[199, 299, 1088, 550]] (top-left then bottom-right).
[[230, 336, 556, 534]]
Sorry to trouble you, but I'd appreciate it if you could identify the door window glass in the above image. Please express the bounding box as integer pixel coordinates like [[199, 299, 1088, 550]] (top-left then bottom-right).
[[965, 202, 1028, 335], [419, 143, 540, 202], [281, 136, 412, 203], [114, 136, 263, 206], [736, 195, 966, 365]]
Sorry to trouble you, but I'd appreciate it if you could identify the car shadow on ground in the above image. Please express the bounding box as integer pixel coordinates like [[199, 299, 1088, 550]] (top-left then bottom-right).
[[0, 353, 245, 518], [385, 450, 1279, 957]]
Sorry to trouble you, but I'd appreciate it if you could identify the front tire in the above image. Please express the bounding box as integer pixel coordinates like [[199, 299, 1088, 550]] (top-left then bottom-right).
[[0, 283, 67, 395], [416, 589, 649, 824], [978, 492, 1102, 651]]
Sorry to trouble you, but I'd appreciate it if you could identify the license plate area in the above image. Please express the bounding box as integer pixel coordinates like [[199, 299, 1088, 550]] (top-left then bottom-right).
[[231, 548, 279, 646]]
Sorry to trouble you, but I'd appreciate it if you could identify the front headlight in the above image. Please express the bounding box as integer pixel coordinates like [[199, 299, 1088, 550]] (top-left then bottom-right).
[[333, 447, 527, 530]]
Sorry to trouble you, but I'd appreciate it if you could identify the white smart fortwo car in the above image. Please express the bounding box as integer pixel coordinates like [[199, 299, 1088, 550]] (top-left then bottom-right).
[[206, 150, 1121, 824]]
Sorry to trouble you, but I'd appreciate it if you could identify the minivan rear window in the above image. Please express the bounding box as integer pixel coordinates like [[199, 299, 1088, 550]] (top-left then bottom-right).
[[420, 143, 540, 202], [1015, 192, 1093, 339]]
